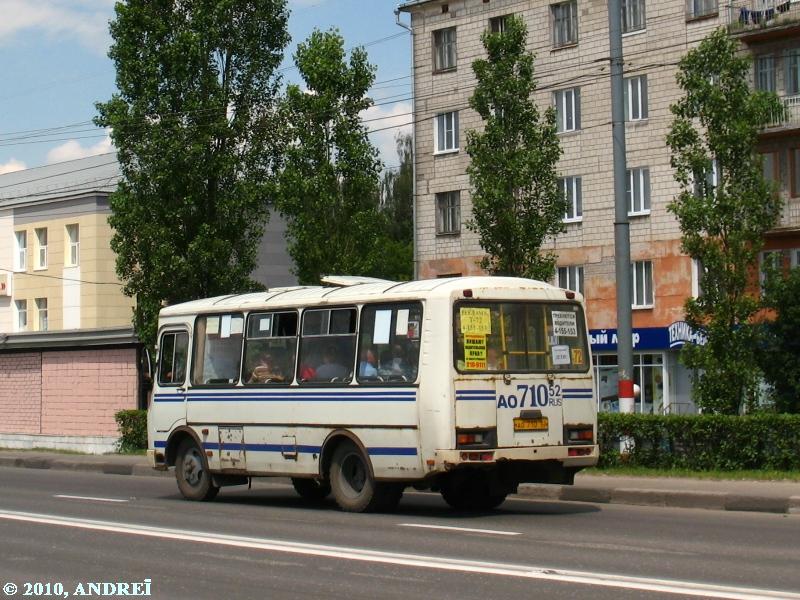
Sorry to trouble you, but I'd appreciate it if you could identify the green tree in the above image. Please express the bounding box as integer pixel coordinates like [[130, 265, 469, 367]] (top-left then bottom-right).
[[666, 28, 784, 414], [759, 264, 800, 413], [276, 29, 389, 284], [96, 0, 290, 347], [378, 132, 414, 280], [465, 15, 564, 280]]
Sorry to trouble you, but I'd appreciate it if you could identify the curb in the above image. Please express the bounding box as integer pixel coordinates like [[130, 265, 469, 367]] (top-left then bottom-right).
[[1, 457, 796, 514]]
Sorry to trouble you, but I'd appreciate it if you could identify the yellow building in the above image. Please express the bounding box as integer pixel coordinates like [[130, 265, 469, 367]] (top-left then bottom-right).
[[1, 153, 135, 333]]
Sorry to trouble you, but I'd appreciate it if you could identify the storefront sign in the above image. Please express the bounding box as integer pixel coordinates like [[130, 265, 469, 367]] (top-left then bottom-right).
[[590, 321, 707, 351], [668, 321, 707, 348]]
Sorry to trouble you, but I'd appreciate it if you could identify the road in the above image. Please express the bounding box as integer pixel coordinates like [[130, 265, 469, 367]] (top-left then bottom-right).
[[0, 467, 798, 600]]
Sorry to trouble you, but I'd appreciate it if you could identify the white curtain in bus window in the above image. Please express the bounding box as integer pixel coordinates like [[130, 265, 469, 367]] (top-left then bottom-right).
[[244, 312, 298, 385], [357, 303, 423, 383], [192, 314, 244, 385]]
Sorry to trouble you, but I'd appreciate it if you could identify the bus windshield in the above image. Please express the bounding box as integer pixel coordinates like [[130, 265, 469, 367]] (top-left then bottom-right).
[[454, 301, 589, 373]]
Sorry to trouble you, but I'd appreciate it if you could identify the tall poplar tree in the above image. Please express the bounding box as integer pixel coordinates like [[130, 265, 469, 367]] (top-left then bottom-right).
[[96, 0, 290, 346], [276, 29, 388, 284], [466, 15, 565, 280], [666, 28, 784, 414]]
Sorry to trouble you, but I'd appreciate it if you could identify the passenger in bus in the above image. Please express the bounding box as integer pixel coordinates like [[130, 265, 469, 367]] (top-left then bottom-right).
[[486, 347, 502, 371], [248, 351, 284, 383], [314, 345, 349, 381], [358, 348, 378, 377]]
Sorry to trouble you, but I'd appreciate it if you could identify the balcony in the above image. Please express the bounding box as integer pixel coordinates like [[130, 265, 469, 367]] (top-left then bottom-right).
[[728, 0, 800, 42], [763, 94, 800, 135]]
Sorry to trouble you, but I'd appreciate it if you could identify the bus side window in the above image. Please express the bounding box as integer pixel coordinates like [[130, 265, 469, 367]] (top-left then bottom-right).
[[192, 314, 244, 386], [158, 331, 189, 386], [243, 311, 298, 385], [357, 303, 422, 384], [298, 308, 356, 384]]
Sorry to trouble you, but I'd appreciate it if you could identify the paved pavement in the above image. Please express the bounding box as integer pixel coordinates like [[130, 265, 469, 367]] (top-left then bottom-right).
[[1, 449, 798, 515]]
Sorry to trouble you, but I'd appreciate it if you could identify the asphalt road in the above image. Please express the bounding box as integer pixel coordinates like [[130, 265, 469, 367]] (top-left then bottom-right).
[[0, 467, 798, 600]]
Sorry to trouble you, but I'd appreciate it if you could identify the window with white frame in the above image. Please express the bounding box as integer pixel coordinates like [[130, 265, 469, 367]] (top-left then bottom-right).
[[15, 300, 27, 332], [693, 159, 719, 197], [786, 48, 800, 96], [433, 27, 457, 72], [65, 224, 79, 267], [687, 0, 718, 19], [560, 176, 583, 222], [36, 298, 48, 332], [792, 248, 800, 268], [434, 111, 459, 153], [760, 250, 783, 288], [35, 228, 47, 269], [622, 0, 646, 33], [436, 191, 461, 235], [14, 231, 26, 271], [553, 87, 580, 133], [490, 14, 511, 34], [557, 265, 584, 295], [624, 75, 648, 121], [627, 167, 650, 215], [551, 1, 578, 47], [631, 260, 654, 308], [691, 258, 706, 298], [754, 55, 776, 93]]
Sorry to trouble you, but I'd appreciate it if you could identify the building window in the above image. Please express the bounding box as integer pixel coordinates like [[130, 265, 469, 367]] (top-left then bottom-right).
[[786, 49, 800, 96], [691, 258, 706, 298], [791, 148, 800, 197], [687, 0, 718, 19], [551, 1, 578, 48], [436, 191, 461, 235], [433, 27, 457, 72], [434, 111, 459, 153], [693, 159, 719, 197], [627, 167, 651, 215], [622, 0, 646, 33], [36, 298, 48, 331], [631, 260, 654, 308], [760, 250, 783, 288], [490, 14, 511, 34], [34, 228, 47, 269], [560, 176, 583, 222], [15, 300, 27, 332], [624, 75, 648, 121], [792, 248, 800, 269], [14, 231, 26, 271], [761, 152, 779, 188], [755, 55, 776, 93], [557, 265, 584, 295], [553, 87, 581, 133], [65, 224, 79, 267]]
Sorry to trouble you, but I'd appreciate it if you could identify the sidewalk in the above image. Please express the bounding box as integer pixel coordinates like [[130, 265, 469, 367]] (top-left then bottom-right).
[[1, 450, 798, 514]]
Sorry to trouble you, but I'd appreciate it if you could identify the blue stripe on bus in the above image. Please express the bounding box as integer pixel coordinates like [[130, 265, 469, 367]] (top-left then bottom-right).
[[198, 442, 416, 457], [153, 441, 167, 448], [455, 389, 495, 401], [185, 395, 416, 402]]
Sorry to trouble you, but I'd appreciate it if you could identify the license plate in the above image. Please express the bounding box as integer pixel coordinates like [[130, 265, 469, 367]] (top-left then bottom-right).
[[513, 417, 549, 431]]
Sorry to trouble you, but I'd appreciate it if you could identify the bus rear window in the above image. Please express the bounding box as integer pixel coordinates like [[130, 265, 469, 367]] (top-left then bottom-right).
[[454, 302, 589, 373]]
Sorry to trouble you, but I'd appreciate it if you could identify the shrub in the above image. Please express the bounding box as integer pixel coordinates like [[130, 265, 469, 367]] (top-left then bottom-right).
[[115, 409, 147, 453], [598, 413, 800, 471]]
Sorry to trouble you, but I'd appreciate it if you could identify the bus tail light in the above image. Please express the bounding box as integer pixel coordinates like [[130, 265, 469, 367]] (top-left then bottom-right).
[[568, 447, 592, 457], [565, 426, 594, 443], [456, 428, 496, 449], [460, 451, 495, 462], [457, 432, 485, 445]]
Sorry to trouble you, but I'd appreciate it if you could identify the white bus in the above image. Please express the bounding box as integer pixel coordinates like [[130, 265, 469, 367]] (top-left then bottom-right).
[[148, 275, 598, 512]]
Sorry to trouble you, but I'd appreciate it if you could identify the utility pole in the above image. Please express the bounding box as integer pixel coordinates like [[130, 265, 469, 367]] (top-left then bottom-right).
[[608, 0, 635, 416]]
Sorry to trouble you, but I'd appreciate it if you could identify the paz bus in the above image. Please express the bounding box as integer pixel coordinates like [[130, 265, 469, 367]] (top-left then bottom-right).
[[147, 275, 598, 512]]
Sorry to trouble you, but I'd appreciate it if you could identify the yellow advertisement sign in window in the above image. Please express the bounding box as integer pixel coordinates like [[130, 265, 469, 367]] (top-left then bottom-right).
[[464, 334, 487, 370], [460, 307, 491, 335]]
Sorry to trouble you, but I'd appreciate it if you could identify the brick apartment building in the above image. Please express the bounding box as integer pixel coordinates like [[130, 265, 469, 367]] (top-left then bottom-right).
[[398, 0, 800, 413]]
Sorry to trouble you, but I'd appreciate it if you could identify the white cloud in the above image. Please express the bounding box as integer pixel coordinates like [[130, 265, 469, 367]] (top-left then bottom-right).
[[363, 101, 412, 169], [0, 158, 26, 174], [46, 130, 114, 164], [0, 0, 112, 54]]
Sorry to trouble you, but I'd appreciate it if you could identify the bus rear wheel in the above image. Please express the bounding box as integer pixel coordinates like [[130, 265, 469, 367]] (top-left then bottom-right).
[[175, 438, 219, 501], [329, 441, 402, 512], [292, 478, 331, 501], [441, 472, 507, 511]]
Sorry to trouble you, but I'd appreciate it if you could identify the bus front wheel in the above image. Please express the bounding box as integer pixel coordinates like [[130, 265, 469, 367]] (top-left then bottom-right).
[[175, 438, 219, 501], [329, 441, 401, 512]]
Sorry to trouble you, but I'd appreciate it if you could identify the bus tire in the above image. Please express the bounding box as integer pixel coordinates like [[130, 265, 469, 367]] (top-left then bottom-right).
[[292, 478, 331, 501], [329, 441, 394, 513], [175, 438, 219, 501], [441, 472, 506, 511]]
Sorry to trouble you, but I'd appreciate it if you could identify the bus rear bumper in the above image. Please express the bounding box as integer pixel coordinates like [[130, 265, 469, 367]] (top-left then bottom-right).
[[434, 444, 599, 470]]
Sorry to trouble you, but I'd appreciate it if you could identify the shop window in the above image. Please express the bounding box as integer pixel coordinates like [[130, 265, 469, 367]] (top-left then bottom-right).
[[192, 314, 244, 385], [358, 303, 422, 383]]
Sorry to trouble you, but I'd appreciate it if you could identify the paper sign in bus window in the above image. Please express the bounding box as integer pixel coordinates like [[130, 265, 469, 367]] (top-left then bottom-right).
[[571, 348, 584, 365], [464, 334, 487, 370], [374, 310, 392, 344], [460, 307, 491, 335], [551, 311, 578, 337], [230, 317, 243, 336], [259, 316, 271, 332], [396, 309, 409, 336], [221, 315, 232, 339], [207, 316, 220, 335], [552, 344, 571, 365]]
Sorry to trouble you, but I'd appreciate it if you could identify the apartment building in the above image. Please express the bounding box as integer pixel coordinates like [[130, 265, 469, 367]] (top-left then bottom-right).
[[399, 0, 800, 413]]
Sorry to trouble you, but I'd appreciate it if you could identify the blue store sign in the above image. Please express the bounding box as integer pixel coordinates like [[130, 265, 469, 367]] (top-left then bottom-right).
[[590, 321, 706, 352]]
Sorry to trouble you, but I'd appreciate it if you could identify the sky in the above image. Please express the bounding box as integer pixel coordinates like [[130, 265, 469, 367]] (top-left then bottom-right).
[[0, 0, 413, 174]]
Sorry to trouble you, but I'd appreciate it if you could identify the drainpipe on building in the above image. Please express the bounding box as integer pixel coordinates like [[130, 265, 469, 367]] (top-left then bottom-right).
[[395, 8, 418, 280], [608, 0, 635, 423]]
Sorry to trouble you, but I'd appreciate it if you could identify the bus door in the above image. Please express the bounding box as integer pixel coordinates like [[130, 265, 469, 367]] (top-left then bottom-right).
[[152, 330, 191, 434]]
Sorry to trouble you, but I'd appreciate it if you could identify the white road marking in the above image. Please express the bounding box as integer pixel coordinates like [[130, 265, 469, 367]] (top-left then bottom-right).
[[54, 495, 129, 503], [0, 509, 797, 600], [398, 523, 521, 536]]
